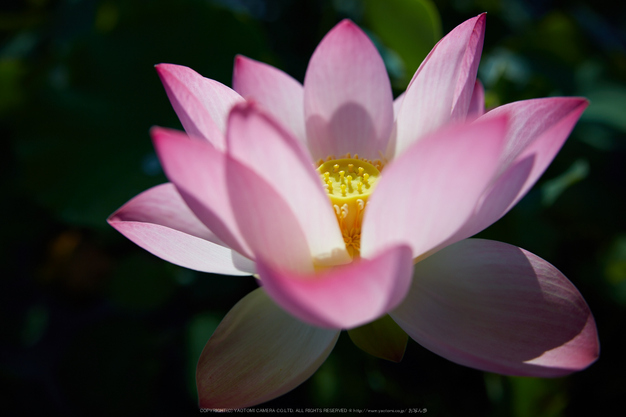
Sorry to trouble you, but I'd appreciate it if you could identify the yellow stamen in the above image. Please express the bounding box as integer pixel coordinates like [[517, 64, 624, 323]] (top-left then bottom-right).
[[316, 157, 381, 259]]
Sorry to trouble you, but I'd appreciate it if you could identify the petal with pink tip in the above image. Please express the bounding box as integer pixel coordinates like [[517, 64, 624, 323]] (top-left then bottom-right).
[[487, 98, 589, 180], [233, 55, 306, 144], [467, 79, 485, 119], [361, 116, 507, 260], [156, 64, 244, 150], [257, 245, 413, 330], [151, 127, 251, 258], [457, 97, 588, 239], [227, 103, 350, 267], [304, 19, 394, 161], [391, 239, 599, 377], [108, 183, 255, 275], [392, 14, 486, 157], [225, 154, 315, 274], [197, 288, 339, 409]]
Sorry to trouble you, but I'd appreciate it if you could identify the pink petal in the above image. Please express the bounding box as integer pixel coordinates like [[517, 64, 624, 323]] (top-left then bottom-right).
[[391, 239, 599, 377], [488, 98, 589, 179], [304, 19, 394, 161], [156, 64, 244, 150], [393, 92, 405, 120], [387, 93, 406, 159], [151, 127, 251, 258], [456, 97, 588, 239], [226, 102, 350, 267], [256, 245, 413, 330], [361, 116, 507, 260], [108, 183, 255, 275], [197, 288, 339, 409], [232, 55, 306, 144], [467, 79, 485, 119], [392, 14, 486, 157], [225, 154, 315, 274]]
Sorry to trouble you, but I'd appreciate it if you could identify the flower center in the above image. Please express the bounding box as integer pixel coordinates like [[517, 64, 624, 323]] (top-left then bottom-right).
[[316, 157, 381, 259]]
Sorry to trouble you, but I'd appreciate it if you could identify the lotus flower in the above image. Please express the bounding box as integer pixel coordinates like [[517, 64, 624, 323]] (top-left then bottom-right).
[[108, 14, 599, 409]]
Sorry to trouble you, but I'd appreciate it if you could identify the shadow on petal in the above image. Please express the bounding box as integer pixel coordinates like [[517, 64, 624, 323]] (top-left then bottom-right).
[[197, 288, 339, 409], [392, 239, 599, 377], [306, 102, 381, 161], [443, 154, 535, 248]]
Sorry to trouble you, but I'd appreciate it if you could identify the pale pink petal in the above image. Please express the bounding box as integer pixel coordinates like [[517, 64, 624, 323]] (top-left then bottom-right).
[[225, 154, 315, 274], [232, 55, 306, 144], [226, 102, 350, 267], [455, 97, 588, 239], [151, 127, 251, 258], [361, 116, 507, 259], [467, 79, 485, 119], [392, 14, 486, 157], [393, 92, 405, 120], [304, 19, 394, 161], [257, 245, 413, 330], [391, 239, 599, 377], [487, 98, 589, 180], [197, 288, 339, 409], [156, 64, 244, 150], [387, 93, 406, 160], [108, 183, 255, 275]]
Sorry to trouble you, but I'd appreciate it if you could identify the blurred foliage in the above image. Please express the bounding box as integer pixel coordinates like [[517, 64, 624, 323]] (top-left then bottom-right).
[[347, 314, 409, 362], [364, 0, 441, 88], [1, 0, 625, 416], [541, 159, 589, 206]]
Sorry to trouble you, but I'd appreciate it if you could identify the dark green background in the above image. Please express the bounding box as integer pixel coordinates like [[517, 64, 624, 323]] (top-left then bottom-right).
[[2, 0, 625, 415]]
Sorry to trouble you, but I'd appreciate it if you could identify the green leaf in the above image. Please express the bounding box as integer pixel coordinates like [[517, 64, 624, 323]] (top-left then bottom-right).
[[364, 0, 441, 89], [13, 1, 273, 229], [108, 254, 176, 311], [0, 58, 25, 114], [509, 376, 567, 417], [21, 304, 49, 347], [582, 84, 626, 132], [541, 158, 589, 206], [347, 314, 408, 362], [187, 313, 221, 397]]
